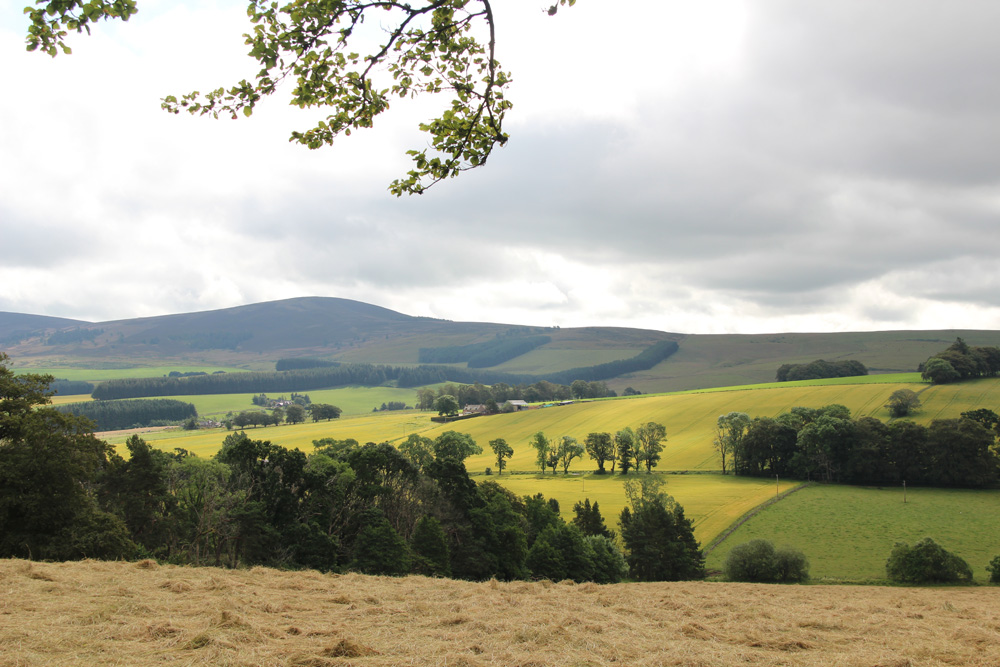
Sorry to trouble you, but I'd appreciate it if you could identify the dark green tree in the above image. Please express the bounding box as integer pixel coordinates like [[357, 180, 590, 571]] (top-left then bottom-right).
[[636, 421, 666, 472], [615, 428, 636, 475], [885, 389, 921, 418], [987, 555, 1000, 584], [410, 514, 451, 577], [584, 432, 614, 474], [723, 539, 809, 583], [619, 477, 703, 581], [489, 437, 513, 475], [433, 430, 482, 462], [886, 538, 972, 584], [715, 412, 750, 475], [571, 498, 613, 539], [921, 357, 961, 384], [350, 508, 410, 576], [529, 431, 551, 474], [284, 403, 306, 424], [0, 355, 136, 560], [434, 395, 460, 417], [399, 433, 435, 473]]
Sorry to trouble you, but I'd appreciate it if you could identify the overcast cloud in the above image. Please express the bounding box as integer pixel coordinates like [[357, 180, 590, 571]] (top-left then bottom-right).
[[3, 0, 1000, 334]]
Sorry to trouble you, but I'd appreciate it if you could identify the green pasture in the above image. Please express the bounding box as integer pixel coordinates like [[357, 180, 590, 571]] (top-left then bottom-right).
[[705, 484, 1000, 583], [618, 329, 1000, 393], [490, 473, 798, 546]]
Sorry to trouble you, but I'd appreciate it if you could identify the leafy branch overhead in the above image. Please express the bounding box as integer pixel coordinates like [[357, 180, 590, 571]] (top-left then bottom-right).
[[24, 0, 577, 195]]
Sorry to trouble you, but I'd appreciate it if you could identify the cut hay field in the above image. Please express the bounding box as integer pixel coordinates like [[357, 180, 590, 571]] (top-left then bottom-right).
[[705, 484, 1000, 583], [2, 559, 998, 667]]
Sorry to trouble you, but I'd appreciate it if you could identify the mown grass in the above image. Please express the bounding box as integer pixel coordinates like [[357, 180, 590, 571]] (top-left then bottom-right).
[[5, 559, 999, 667], [705, 484, 1000, 583]]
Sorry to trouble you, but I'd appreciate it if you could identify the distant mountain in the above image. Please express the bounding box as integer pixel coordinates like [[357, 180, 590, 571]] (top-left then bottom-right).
[[0, 312, 89, 345], [1, 297, 672, 372], [4, 297, 1000, 393]]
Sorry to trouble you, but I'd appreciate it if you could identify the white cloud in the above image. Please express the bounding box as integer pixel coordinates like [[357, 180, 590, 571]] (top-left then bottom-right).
[[3, 1, 1000, 334]]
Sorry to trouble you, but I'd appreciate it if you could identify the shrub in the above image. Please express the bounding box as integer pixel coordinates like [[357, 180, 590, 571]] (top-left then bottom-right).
[[724, 539, 778, 582], [724, 539, 809, 583], [885, 538, 973, 584], [987, 555, 1000, 584], [774, 547, 810, 582]]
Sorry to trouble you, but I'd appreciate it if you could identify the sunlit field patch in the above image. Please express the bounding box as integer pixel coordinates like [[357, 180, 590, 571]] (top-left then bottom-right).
[[706, 484, 1000, 582]]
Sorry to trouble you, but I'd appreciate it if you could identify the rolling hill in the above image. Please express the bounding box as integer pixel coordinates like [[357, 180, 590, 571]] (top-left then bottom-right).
[[6, 296, 1000, 392]]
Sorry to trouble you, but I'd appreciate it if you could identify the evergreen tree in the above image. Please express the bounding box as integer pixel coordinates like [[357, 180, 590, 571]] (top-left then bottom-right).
[[350, 508, 410, 575], [410, 515, 451, 577]]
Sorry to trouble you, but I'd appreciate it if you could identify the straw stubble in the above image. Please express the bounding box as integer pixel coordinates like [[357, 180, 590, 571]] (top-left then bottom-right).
[[0, 559, 997, 666]]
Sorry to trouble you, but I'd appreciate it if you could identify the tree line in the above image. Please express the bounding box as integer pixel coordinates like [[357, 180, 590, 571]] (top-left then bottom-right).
[[523, 423, 669, 476], [418, 335, 552, 367], [921, 337, 1000, 384], [0, 357, 703, 582], [55, 398, 197, 431], [714, 405, 1000, 488], [416, 379, 617, 412], [90, 340, 678, 401], [776, 359, 868, 382]]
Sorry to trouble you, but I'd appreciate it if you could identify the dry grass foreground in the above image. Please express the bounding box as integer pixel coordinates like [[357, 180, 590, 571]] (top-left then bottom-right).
[[2, 559, 998, 667]]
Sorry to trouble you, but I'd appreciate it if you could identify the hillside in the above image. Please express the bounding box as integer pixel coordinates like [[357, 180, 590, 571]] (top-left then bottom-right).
[[6, 296, 1000, 392], [3, 559, 997, 667]]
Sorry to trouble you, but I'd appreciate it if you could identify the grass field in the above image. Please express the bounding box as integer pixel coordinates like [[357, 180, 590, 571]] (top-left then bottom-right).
[[3, 559, 998, 667], [705, 484, 1000, 583]]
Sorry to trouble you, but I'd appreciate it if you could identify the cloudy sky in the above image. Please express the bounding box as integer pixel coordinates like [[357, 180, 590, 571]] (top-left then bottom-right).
[[3, 1, 1000, 334]]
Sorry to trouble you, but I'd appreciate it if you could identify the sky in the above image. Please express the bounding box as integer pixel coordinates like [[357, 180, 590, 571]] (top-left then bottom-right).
[[3, 1, 1000, 334]]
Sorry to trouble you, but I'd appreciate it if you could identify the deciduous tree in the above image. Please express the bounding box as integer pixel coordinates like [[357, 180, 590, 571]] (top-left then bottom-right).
[[27, 0, 578, 195], [584, 432, 614, 474], [489, 437, 513, 475]]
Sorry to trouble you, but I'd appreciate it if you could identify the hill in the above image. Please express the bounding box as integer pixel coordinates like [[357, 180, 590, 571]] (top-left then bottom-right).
[[3, 559, 997, 667], [6, 296, 1000, 392]]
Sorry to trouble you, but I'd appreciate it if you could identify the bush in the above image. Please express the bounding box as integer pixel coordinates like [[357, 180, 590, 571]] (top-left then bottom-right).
[[885, 538, 973, 584], [987, 555, 1000, 584], [724, 539, 778, 582], [774, 547, 810, 582], [724, 539, 809, 583]]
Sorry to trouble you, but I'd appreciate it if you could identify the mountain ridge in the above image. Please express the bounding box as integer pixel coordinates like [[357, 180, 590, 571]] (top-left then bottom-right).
[[4, 297, 1000, 392]]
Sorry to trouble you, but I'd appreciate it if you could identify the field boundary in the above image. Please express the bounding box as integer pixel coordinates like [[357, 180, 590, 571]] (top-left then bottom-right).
[[701, 481, 815, 557]]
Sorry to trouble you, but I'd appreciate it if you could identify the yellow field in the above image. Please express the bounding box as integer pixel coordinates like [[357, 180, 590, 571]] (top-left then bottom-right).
[[124, 377, 1000, 471], [490, 473, 795, 545], [106, 411, 434, 458], [3, 559, 998, 667]]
